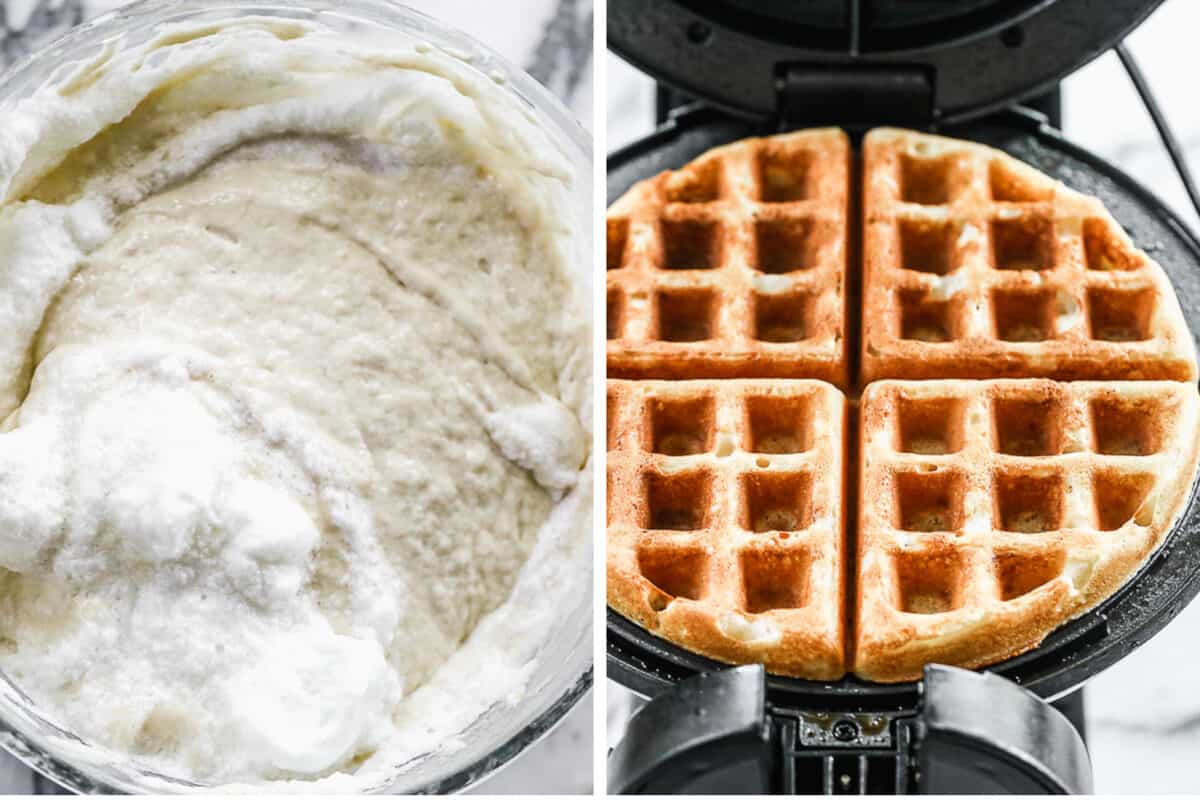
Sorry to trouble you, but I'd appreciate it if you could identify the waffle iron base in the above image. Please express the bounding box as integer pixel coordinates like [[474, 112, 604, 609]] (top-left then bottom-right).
[[606, 105, 1200, 711]]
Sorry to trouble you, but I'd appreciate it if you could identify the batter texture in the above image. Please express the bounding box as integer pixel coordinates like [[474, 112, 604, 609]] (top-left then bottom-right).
[[0, 17, 590, 787]]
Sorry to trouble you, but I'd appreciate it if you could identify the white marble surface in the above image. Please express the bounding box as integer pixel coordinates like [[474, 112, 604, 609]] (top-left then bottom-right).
[[607, 1, 1200, 793], [0, 0, 592, 794]]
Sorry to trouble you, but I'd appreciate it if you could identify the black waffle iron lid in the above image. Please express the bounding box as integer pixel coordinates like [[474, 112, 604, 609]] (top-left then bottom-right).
[[608, 0, 1164, 126]]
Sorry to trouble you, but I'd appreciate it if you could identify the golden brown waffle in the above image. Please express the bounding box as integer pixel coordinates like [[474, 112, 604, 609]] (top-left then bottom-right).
[[862, 128, 1197, 384], [607, 127, 1200, 684], [607, 129, 849, 388], [606, 379, 847, 679], [857, 379, 1200, 682]]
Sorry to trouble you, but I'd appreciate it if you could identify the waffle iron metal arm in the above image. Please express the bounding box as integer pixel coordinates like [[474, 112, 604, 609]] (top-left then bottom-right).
[[918, 666, 1093, 794], [607, 664, 1092, 794], [607, 666, 771, 794]]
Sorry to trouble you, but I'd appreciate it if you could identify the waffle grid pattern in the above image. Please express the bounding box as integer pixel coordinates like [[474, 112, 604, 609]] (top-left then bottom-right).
[[606, 379, 846, 678], [607, 127, 1200, 683], [856, 379, 1198, 681], [607, 129, 849, 387], [862, 129, 1196, 383]]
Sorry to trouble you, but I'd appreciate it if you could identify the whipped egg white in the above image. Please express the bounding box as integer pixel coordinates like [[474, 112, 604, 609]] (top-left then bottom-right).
[[0, 16, 590, 787]]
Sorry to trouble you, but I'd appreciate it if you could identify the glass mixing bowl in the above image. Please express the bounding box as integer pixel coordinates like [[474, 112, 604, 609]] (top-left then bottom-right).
[[0, 0, 593, 792]]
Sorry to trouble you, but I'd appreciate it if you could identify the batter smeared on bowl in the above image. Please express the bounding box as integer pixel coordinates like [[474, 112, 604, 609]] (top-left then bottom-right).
[[0, 16, 590, 786]]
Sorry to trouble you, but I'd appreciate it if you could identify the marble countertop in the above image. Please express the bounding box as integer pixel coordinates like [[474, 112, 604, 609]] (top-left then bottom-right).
[[0, 0, 592, 794], [608, 0, 1200, 793]]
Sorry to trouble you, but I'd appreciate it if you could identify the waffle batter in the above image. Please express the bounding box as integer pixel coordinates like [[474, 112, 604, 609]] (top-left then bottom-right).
[[0, 19, 589, 787]]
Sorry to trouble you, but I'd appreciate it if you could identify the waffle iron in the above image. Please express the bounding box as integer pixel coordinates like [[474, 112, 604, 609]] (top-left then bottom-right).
[[607, 0, 1200, 793]]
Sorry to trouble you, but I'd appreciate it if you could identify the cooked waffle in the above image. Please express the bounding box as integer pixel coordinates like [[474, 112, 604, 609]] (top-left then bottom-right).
[[606, 129, 849, 387], [862, 128, 1197, 384], [856, 379, 1200, 682], [607, 127, 1200, 683], [606, 379, 847, 679]]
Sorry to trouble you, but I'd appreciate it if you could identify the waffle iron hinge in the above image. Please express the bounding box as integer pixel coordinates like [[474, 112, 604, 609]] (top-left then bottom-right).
[[608, 664, 1093, 794], [775, 64, 933, 129], [771, 707, 919, 794]]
